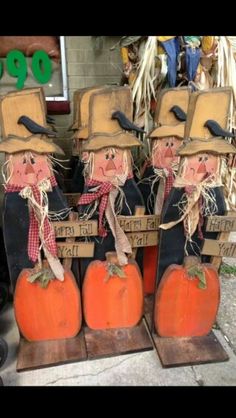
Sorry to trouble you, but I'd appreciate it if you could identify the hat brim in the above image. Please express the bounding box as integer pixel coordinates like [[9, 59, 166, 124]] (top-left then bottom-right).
[[0, 135, 64, 155], [68, 120, 79, 131], [150, 123, 185, 139], [178, 138, 236, 156], [83, 132, 142, 151]]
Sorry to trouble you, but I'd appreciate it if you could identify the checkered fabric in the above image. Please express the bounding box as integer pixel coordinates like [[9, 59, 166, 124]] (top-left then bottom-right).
[[164, 169, 175, 200], [5, 176, 58, 262], [78, 179, 113, 237], [27, 184, 57, 262]]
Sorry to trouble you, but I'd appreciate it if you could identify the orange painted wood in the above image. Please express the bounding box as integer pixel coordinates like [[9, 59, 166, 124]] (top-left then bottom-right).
[[14, 269, 82, 341], [143, 245, 158, 294], [83, 258, 144, 330], [154, 261, 220, 337]]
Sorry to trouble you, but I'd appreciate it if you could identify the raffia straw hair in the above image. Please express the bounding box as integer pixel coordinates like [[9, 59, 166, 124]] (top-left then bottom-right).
[[2, 157, 14, 186]]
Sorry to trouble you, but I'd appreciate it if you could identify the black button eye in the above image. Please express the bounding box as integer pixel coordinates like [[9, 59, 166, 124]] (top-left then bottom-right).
[[30, 157, 35, 164], [23, 158, 26, 164], [199, 157, 202, 162], [165, 143, 169, 147], [171, 143, 174, 147], [105, 155, 109, 160], [111, 154, 115, 159]]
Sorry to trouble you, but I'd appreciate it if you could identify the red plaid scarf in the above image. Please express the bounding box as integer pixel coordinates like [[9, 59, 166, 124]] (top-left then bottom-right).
[[78, 174, 134, 237], [5, 176, 58, 262], [164, 169, 175, 200], [78, 179, 113, 237]]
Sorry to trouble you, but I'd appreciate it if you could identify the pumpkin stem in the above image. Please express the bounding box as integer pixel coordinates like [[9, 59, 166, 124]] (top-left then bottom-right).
[[105, 252, 120, 266], [183, 256, 200, 269]]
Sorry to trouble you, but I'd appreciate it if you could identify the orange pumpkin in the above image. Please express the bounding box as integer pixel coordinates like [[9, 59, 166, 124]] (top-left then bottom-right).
[[154, 256, 220, 337], [14, 268, 82, 341], [143, 245, 158, 294], [83, 252, 144, 329]]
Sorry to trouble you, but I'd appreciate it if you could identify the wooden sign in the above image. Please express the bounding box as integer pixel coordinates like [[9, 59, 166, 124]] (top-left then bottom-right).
[[126, 231, 158, 248], [64, 193, 80, 207], [53, 220, 98, 238], [206, 216, 236, 232], [117, 215, 159, 232], [201, 239, 236, 258], [57, 242, 94, 258]]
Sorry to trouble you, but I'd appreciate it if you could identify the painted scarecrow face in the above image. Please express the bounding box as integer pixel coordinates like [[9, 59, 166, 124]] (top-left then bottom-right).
[[89, 147, 130, 182], [7, 151, 52, 187], [181, 153, 219, 184], [152, 137, 182, 169]]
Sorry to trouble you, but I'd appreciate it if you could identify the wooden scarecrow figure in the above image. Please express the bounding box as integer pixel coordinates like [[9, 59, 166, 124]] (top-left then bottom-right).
[[77, 86, 144, 278], [138, 88, 189, 216], [138, 88, 189, 293], [0, 88, 69, 291], [157, 87, 236, 284], [69, 86, 108, 193]]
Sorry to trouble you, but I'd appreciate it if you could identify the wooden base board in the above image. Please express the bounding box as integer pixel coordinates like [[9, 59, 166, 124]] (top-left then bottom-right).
[[16, 318, 153, 372], [16, 330, 87, 372], [152, 331, 229, 368], [143, 295, 229, 368], [84, 319, 153, 360]]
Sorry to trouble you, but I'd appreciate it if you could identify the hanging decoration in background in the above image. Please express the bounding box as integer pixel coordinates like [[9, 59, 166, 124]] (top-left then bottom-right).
[[114, 36, 236, 136]]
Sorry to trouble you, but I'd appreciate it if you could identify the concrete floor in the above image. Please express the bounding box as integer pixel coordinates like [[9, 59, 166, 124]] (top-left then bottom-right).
[[1, 271, 236, 386]]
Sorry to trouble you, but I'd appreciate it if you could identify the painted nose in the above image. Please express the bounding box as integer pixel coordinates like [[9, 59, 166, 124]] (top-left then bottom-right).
[[105, 159, 116, 171], [197, 162, 207, 173], [164, 147, 173, 158], [25, 163, 35, 175]]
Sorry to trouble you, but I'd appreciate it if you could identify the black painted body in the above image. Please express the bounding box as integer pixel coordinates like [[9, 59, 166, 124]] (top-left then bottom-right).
[[156, 186, 226, 284], [3, 186, 68, 291], [78, 178, 144, 279]]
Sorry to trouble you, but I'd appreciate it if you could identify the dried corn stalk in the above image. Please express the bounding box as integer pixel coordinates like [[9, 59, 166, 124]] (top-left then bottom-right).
[[132, 36, 158, 133], [216, 36, 236, 131]]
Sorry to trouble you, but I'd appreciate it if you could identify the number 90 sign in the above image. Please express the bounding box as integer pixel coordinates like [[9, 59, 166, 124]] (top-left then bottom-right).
[[0, 49, 52, 89]]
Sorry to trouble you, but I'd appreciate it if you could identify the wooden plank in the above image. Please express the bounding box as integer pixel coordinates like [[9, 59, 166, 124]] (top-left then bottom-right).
[[16, 331, 87, 372], [64, 193, 81, 208], [201, 239, 236, 258], [144, 295, 154, 330], [211, 232, 231, 271], [127, 231, 158, 248], [206, 215, 236, 232], [62, 212, 78, 270], [131, 206, 145, 258], [84, 319, 153, 360], [54, 220, 98, 238], [57, 242, 94, 258], [151, 331, 229, 368], [118, 214, 160, 232]]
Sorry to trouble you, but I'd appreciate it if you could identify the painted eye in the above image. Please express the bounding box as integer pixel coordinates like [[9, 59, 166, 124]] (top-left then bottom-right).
[[165, 143, 169, 147], [198, 157, 203, 162], [105, 155, 109, 160], [111, 154, 115, 159], [171, 143, 174, 147], [30, 157, 35, 164], [23, 158, 26, 164]]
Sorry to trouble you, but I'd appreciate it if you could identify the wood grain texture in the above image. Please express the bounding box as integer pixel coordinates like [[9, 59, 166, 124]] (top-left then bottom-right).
[[152, 331, 229, 367], [84, 319, 153, 359], [17, 331, 87, 372]]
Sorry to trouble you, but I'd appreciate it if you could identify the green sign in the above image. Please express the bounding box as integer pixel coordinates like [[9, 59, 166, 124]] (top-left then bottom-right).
[[0, 49, 52, 89]]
